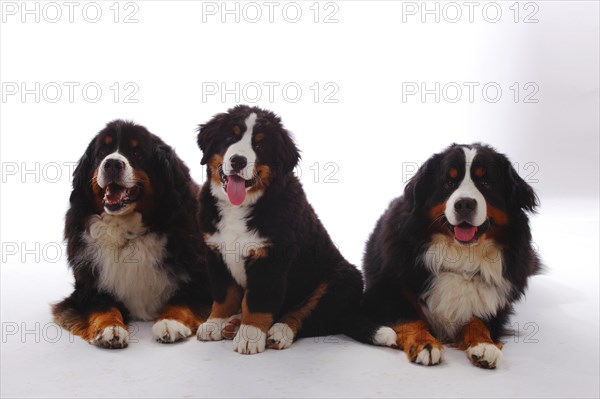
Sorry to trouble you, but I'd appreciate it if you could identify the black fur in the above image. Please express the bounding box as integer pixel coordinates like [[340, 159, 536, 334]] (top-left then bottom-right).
[[197, 105, 383, 347], [52, 120, 211, 345], [362, 143, 540, 342]]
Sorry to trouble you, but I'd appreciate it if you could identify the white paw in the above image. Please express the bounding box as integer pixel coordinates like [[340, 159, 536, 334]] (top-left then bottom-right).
[[233, 324, 267, 355], [90, 325, 129, 349], [466, 342, 502, 369], [415, 345, 444, 366], [197, 318, 226, 341], [373, 326, 397, 347], [152, 319, 192, 343], [267, 323, 295, 350]]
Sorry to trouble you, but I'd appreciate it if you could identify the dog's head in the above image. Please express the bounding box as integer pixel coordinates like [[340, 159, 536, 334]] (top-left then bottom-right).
[[71, 120, 190, 219], [197, 105, 300, 206], [406, 143, 538, 245]]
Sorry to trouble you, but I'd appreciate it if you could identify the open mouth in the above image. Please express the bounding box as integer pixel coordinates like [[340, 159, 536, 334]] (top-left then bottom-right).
[[101, 183, 143, 212], [448, 220, 490, 244], [219, 166, 257, 206]]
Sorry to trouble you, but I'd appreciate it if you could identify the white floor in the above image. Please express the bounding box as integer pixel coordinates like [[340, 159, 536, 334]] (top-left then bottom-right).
[[1, 198, 599, 398]]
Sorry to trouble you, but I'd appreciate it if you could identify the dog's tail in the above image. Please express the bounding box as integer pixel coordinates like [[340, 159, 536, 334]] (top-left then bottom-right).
[[51, 297, 89, 339], [51, 292, 92, 341], [342, 312, 397, 348]]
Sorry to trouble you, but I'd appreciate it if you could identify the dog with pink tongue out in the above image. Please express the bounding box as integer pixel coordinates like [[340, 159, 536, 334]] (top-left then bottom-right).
[[361, 143, 540, 368], [194, 105, 397, 354]]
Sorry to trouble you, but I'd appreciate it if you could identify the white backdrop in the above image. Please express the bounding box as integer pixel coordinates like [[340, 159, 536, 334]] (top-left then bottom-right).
[[1, 1, 599, 398]]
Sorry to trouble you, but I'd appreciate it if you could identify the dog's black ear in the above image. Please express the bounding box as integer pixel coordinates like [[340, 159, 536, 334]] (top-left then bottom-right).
[[70, 138, 96, 204], [275, 127, 301, 176], [404, 153, 440, 211], [197, 112, 227, 165], [155, 143, 191, 210], [506, 161, 539, 212], [65, 138, 99, 255]]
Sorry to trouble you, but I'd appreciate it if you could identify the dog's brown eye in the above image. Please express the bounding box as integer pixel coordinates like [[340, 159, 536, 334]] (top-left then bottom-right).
[[445, 179, 456, 189], [480, 179, 491, 188], [133, 149, 142, 159]]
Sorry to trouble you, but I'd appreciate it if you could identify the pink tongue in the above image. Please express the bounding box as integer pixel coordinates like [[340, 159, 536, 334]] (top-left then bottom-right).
[[105, 185, 125, 204], [454, 225, 478, 242], [226, 175, 247, 206]]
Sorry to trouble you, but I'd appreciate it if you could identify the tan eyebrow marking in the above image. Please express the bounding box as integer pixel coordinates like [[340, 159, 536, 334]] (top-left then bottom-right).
[[103, 135, 113, 145], [130, 138, 139, 147], [475, 167, 485, 177], [449, 167, 458, 179], [255, 133, 264, 142], [233, 125, 241, 136]]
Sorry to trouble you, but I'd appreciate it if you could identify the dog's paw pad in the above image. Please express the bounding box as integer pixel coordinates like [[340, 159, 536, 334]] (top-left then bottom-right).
[[222, 314, 242, 340], [152, 319, 191, 344]]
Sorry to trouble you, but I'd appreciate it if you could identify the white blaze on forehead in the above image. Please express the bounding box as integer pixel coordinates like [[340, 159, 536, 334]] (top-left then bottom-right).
[[97, 151, 136, 189], [444, 147, 487, 227], [223, 113, 257, 181]]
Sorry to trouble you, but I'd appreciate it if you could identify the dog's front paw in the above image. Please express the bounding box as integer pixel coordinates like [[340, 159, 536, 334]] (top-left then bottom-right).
[[152, 319, 191, 344], [373, 326, 398, 347], [396, 322, 444, 366], [466, 342, 502, 369], [267, 322, 294, 350], [404, 339, 444, 366], [222, 314, 242, 340], [233, 324, 267, 355], [414, 343, 444, 366], [197, 318, 226, 341], [90, 325, 129, 349]]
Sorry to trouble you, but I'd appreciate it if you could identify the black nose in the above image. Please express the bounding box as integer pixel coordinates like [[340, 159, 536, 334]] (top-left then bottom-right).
[[103, 159, 125, 173], [454, 198, 477, 217], [230, 155, 247, 172]]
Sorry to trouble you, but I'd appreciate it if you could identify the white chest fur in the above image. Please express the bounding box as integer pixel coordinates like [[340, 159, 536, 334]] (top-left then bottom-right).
[[420, 234, 512, 340], [83, 212, 175, 321], [205, 200, 268, 288]]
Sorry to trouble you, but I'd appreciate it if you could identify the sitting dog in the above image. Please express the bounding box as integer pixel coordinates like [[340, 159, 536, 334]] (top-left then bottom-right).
[[362, 143, 540, 368], [52, 120, 211, 348], [195, 105, 395, 354]]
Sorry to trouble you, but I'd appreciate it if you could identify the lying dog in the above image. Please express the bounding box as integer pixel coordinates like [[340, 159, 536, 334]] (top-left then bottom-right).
[[52, 120, 211, 348], [362, 143, 540, 368]]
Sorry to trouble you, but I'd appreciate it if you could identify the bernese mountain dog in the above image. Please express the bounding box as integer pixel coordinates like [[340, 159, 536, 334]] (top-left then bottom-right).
[[52, 120, 212, 348], [195, 105, 395, 354], [362, 143, 540, 368]]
